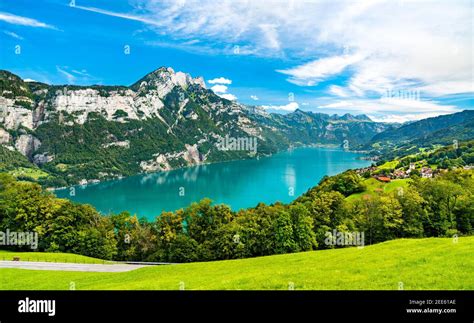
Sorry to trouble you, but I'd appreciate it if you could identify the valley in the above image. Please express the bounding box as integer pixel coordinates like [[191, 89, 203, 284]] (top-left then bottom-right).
[[0, 66, 473, 274], [54, 147, 370, 218], [0, 68, 390, 187]]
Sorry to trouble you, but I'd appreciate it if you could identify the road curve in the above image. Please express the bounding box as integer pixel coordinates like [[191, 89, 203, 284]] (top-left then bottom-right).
[[0, 261, 146, 272]]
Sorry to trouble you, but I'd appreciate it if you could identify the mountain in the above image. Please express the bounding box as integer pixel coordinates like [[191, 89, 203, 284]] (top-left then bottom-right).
[[0, 68, 390, 186], [363, 110, 474, 159], [254, 109, 388, 148], [338, 113, 372, 122], [370, 110, 474, 143]]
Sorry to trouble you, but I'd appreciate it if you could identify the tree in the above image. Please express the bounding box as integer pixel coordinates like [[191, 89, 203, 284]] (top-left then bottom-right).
[[378, 195, 404, 240], [305, 191, 345, 247], [74, 216, 117, 260], [352, 196, 384, 245], [166, 234, 199, 263], [210, 221, 246, 260], [274, 208, 298, 254], [318, 170, 366, 196], [236, 205, 276, 257], [184, 199, 233, 244], [289, 203, 317, 251], [416, 178, 464, 236], [396, 188, 426, 237]]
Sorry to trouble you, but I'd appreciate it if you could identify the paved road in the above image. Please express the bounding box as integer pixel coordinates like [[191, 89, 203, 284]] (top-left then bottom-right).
[[0, 261, 146, 272]]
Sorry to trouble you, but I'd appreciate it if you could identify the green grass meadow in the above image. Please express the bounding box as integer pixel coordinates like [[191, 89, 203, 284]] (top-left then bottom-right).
[[346, 178, 410, 202], [1, 237, 472, 290]]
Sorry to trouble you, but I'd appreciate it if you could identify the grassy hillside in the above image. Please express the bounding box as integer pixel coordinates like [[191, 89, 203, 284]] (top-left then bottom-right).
[[1, 237, 472, 290], [346, 178, 410, 202]]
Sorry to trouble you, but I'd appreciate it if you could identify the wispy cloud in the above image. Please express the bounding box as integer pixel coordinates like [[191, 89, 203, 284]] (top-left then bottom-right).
[[73, 5, 162, 27], [3, 30, 23, 40], [278, 54, 364, 86], [71, 69, 91, 77], [262, 102, 299, 112], [328, 85, 350, 98], [56, 66, 95, 84], [56, 66, 75, 84], [0, 12, 57, 29], [317, 98, 459, 123], [144, 40, 219, 56], [368, 113, 453, 124]]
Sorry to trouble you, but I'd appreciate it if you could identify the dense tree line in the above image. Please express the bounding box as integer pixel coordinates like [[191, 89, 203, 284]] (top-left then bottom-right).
[[0, 169, 472, 262]]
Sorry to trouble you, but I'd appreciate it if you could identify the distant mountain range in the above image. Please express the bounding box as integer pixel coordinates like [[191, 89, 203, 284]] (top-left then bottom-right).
[[0, 67, 472, 186], [362, 110, 474, 159]]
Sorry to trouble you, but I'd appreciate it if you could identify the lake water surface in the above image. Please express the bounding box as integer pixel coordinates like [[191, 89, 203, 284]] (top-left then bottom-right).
[[55, 147, 371, 219]]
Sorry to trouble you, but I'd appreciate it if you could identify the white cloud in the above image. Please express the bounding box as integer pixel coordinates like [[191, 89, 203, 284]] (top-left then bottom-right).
[[262, 102, 299, 112], [328, 85, 350, 98], [278, 0, 471, 98], [219, 93, 237, 101], [258, 24, 280, 50], [250, 95, 259, 101], [208, 77, 232, 85], [417, 81, 474, 96], [208, 78, 236, 100], [317, 97, 459, 122], [278, 54, 364, 86], [211, 84, 228, 94], [24, 78, 37, 82], [0, 12, 57, 29], [3, 31, 23, 40]]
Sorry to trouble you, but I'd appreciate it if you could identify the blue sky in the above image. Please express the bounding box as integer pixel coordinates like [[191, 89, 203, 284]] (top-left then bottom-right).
[[0, 0, 472, 122]]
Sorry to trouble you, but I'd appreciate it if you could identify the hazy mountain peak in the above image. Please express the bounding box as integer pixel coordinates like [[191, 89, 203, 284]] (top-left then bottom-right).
[[339, 113, 355, 121], [355, 114, 372, 122], [132, 67, 205, 90]]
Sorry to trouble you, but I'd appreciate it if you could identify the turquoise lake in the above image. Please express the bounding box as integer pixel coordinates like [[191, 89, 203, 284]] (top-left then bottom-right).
[[55, 147, 371, 219]]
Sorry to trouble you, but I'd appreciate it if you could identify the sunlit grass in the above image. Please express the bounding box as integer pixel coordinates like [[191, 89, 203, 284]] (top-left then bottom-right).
[[0, 250, 110, 264], [1, 237, 472, 290], [346, 178, 410, 202], [8, 167, 49, 180], [377, 160, 399, 170]]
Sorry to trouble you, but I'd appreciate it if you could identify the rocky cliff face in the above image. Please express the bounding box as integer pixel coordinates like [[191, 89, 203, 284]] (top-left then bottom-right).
[[14, 134, 41, 157], [0, 68, 389, 186], [0, 128, 10, 144], [0, 68, 208, 131]]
